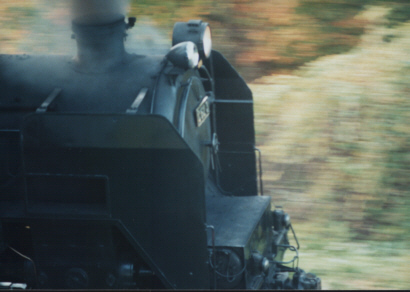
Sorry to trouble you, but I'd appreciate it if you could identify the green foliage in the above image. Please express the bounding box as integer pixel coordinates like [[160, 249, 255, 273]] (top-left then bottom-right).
[[316, 43, 353, 56], [386, 4, 410, 27], [6, 5, 36, 17], [360, 67, 410, 240], [3, 5, 37, 30], [296, 0, 367, 23]]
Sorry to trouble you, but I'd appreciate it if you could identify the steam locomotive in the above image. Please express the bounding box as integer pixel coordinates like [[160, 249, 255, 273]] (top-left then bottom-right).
[[0, 12, 321, 289]]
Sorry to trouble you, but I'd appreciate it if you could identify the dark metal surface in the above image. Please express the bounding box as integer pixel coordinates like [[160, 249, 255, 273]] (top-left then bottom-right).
[[211, 50, 258, 196], [22, 114, 191, 149], [19, 113, 210, 288], [206, 195, 271, 247], [0, 54, 161, 114]]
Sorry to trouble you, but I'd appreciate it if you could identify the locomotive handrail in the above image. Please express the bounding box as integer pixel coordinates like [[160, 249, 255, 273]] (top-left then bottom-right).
[[289, 223, 300, 250], [213, 99, 253, 104], [198, 65, 214, 92], [126, 87, 148, 114], [255, 147, 264, 196], [273, 244, 299, 269], [36, 88, 62, 113], [150, 59, 169, 114]]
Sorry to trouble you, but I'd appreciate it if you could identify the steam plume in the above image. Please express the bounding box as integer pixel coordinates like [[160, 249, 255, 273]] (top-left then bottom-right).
[[70, 0, 130, 24]]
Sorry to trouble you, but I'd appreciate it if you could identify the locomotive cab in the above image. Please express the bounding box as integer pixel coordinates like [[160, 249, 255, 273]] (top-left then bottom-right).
[[0, 13, 320, 290]]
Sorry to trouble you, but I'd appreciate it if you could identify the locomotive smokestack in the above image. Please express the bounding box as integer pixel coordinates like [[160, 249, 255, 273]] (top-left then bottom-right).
[[70, 0, 129, 25], [70, 0, 131, 73]]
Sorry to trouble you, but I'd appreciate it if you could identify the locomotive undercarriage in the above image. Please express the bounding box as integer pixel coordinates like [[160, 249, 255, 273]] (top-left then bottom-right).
[[0, 193, 320, 290]]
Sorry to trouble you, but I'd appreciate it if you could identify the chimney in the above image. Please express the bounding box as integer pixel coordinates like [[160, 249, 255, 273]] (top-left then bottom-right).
[[71, 15, 129, 73], [70, 0, 131, 73]]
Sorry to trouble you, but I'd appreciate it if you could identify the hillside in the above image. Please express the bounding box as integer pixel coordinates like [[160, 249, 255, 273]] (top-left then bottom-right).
[[251, 6, 410, 289]]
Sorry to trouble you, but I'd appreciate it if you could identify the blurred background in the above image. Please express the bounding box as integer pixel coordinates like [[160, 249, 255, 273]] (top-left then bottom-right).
[[1, 0, 409, 289]]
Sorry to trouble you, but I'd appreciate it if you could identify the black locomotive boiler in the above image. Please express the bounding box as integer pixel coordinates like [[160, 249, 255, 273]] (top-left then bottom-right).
[[0, 8, 321, 290]]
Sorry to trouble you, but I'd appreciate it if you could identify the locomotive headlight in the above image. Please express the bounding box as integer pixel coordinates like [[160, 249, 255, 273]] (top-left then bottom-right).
[[283, 213, 291, 228], [202, 25, 212, 58], [172, 20, 212, 59], [166, 41, 199, 70]]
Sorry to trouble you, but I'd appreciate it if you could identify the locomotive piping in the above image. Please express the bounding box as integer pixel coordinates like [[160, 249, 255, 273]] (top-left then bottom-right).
[[8, 246, 38, 287]]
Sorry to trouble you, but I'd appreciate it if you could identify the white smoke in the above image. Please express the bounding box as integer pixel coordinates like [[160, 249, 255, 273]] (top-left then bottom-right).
[[70, 0, 130, 24], [68, 0, 170, 55], [126, 16, 170, 56], [2, 0, 170, 56]]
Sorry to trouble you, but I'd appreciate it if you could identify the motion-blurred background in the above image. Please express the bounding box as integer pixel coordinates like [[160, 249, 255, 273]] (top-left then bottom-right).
[[1, 0, 409, 289]]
